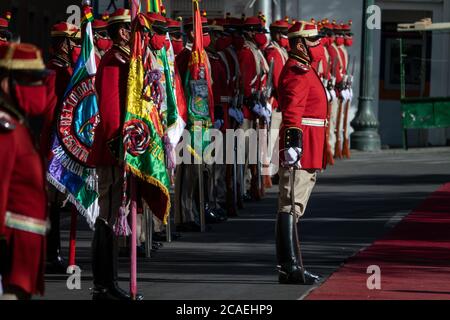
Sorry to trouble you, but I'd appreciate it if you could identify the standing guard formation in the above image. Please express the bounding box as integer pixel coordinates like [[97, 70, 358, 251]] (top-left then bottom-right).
[[0, 2, 355, 299]]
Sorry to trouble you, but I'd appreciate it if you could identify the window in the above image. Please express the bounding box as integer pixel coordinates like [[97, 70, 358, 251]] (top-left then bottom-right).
[[379, 10, 432, 100]]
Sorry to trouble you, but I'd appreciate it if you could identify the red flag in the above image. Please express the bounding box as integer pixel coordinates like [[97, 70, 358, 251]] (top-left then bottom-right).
[[189, 0, 214, 116]]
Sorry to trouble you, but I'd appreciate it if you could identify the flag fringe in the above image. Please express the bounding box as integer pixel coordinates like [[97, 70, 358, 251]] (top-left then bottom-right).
[[65, 193, 98, 230], [46, 173, 67, 195], [46, 173, 98, 230], [127, 165, 171, 225]]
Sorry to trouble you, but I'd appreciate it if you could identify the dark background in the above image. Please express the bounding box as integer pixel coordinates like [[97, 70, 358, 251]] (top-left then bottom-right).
[[0, 1, 132, 60]]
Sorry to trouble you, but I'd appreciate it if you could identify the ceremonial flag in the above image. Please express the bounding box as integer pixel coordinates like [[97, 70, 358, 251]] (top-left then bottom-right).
[[123, 13, 171, 224], [149, 0, 186, 154], [47, 6, 100, 229], [184, 0, 214, 157], [148, 0, 161, 13]]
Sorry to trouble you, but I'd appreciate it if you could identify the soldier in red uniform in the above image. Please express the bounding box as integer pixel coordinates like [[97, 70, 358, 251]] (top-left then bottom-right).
[[205, 19, 231, 221], [320, 20, 340, 158], [87, 8, 142, 300], [166, 17, 184, 56], [0, 43, 52, 299], [331, 21, 349, 158], [239, 16, 270, 201], [43, 22, 81, 274], [222, 15, 246, 213], [174, 15, 219, 231], [340, 20, 354, 158], [92, 13, 113, 64], [312, 19, 335, 166], [264, 19, 290, 187], [276, 21, 327, 284]]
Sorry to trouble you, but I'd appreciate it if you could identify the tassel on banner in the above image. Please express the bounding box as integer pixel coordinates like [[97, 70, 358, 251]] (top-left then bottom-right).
[[113, 164, 132, 237], [113, 206, 132, 237]]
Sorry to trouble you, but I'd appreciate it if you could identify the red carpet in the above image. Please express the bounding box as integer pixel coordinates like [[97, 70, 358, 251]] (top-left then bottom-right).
[[306, 183, 450, 300]]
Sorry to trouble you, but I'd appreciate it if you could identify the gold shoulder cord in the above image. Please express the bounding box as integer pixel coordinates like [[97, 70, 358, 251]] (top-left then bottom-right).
[[289, 53, 310, 67]]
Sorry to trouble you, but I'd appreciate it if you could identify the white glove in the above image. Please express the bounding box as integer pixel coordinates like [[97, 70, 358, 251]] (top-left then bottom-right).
[[262, 107, 271, 124], [326, 89, 331, 102], [330, 89, 337, 102], [342, 89, 351, 101], [349, 88, 353, 100], [340, 89, 347, 101], [282, 147, 302, 169], [252, 102, 265, 117], [214, 119, 224, 129], [229, 107, 244, 125], [265, 102, 272, 114]]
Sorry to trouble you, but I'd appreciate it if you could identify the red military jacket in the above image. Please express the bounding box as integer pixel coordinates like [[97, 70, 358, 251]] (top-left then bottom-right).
[[222, 46, 241, 129], [208, 48, 231, 131], [88, 45, 130, 167], [313, 45, 331, 81], [264, 41, 288, 110], [41, 56, 73, 160], [46, 56, 73, 105], [175, 46, 191, 80], [0, 107, 47, 296], [278, 55, 328, 170], [238, 40, 269, 120], [328, 42, 344, 86], [337, 44, 348, 77]]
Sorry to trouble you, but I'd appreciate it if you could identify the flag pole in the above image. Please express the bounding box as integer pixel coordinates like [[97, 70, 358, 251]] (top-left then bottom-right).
[[130, 176, 137, 300], [67, 0, 92, 269], [131, 0, 139, 19], [129, 0, 141, 300], [68, 206, 78, 266]]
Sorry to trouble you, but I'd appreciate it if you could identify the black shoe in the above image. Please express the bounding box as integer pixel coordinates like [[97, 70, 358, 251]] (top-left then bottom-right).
[[243, 192, 252, 202], [278, 266, 321, 285], [92, 284, 144, 300], [276, 213, 319, 285], [91, 219, 144, 300], [46, 255, 68, 274], [152, 241, 163, 250], [205, 208, 221, 224]]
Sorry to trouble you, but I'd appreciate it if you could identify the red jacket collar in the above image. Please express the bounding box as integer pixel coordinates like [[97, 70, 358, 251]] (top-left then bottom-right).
[[287, 53, 311, 72]]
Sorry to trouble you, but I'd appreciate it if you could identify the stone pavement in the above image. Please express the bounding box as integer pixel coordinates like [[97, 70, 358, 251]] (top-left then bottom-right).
[[39, 147, 450, 300]]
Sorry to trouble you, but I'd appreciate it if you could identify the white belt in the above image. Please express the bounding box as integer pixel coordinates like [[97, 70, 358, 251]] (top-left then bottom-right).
[[301, 118, 328, 127], [4, 211, 49, 236]]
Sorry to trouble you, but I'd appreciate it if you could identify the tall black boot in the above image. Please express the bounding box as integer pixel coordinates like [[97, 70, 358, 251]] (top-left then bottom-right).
[[91, 219, 143, 300], [292, 216, 321, 284], [276, 213, 319, 285], [46, 205, 67, 274]]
